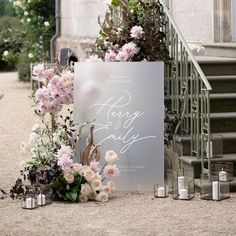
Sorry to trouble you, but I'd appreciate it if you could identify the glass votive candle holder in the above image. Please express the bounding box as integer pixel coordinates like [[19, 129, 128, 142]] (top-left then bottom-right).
[[201, 173, 230, 201], [37, 185, 53, 206], [21, 194, 38, 209], [172, 175, 194, 200], [154, 184, 169, 198]]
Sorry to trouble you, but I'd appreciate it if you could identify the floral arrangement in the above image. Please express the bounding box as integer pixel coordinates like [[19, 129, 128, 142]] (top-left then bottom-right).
[[92, 0, 169, 62], [11, 63, 119, 203]]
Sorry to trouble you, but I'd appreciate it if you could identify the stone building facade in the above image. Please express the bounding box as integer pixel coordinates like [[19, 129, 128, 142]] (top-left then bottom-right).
[[56, 0, 236, 62]]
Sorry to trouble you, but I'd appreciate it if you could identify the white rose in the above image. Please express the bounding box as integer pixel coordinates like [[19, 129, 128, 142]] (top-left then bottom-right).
[[105, 150, 118, 164], [27, 18, 31, 23], [91, 179, 102, 191], [28, 53, 33, 58], [84, 168, 95, 181], [44, 21, 50, 27], [3, 51, 8, 57], [95, 191, 108, 202], [24, 11, 29, 16], [79, 194, 88, 203], [81, 183, 91, 195], [64, 173, 74, 184], [72, 163, 83, 173]]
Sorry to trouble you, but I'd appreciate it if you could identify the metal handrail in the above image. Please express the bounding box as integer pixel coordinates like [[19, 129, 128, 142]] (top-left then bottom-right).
[[159, 0, 212, 176], [160, 0, 212, 91]]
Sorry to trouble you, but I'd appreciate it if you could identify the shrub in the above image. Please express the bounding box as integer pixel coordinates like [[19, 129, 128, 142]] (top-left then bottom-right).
[[12, 0, 55, 81], [0, 16, 23, 71]]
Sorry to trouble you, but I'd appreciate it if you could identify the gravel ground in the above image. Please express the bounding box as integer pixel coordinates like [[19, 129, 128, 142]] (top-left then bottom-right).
[[0, 72, 236, 236]]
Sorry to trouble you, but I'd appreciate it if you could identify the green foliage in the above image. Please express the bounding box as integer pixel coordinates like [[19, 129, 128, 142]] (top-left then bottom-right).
[[4, 0, 56, 80], [52, 174, 85, 202], [0, 16, 23, 70], [0, 0, 16, 17]]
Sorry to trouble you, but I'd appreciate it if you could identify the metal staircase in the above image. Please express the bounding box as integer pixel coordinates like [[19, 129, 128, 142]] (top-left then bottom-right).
[[160, 0, 236, 190], [159, 0, 212, 177]]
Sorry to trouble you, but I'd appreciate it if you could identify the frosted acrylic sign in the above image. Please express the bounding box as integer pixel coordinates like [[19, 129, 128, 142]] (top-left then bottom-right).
[[74, 62, 164, 191]]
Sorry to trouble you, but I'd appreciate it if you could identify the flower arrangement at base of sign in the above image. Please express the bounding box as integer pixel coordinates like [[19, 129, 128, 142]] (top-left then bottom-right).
[[10, 63, 119, 203]]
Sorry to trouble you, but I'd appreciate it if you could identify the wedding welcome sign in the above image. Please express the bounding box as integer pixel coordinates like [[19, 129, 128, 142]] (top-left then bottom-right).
[[74, 62, 164, 191]]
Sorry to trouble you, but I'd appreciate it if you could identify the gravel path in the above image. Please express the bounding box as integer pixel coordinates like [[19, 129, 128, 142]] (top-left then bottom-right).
[[0, 73, 236, 236]]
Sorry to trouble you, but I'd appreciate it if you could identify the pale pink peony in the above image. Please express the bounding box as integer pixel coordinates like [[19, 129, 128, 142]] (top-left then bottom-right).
[[79, 194, 88, 203], [81, 183, 91, 195], [57, 155, 73, 171], [90, 161, 101, 173], [64, 173, 74, 184], [33, 64, 45, 77], [105, 50, 117, 62], [35, 87, 50, 102], [122, 42, 140, 58], [130, 25, 144, 39], [116, 50, 130, 62], [57, 145, 74, 158], [95, 191, 108, 202], [42, 69, 55, 81], [103, 164, 119, 178]]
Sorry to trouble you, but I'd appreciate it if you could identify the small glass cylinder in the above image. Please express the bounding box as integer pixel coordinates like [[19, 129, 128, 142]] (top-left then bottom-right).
[[211, 162, 233, 181], [21, 194, 38, 209], [172, 174, 194, 200], [154, 184, 169, 198], [37, 185, 53, 206], [201, 173, 230, 201]]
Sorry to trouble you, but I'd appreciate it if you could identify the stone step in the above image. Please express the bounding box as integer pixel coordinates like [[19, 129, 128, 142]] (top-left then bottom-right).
[[207, 75, 236, 93], [197, 57, 236, 76], [195, 177, 236, 192], [210, 93, 236, 113], [211, 112, 236, 132], [181, 154, 236, 179], [176, 132, 236, 156]]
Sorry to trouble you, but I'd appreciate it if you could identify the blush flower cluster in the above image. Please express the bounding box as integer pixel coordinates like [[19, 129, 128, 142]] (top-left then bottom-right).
[[34, 65, 74, 113], [56, 147, 119, 203]]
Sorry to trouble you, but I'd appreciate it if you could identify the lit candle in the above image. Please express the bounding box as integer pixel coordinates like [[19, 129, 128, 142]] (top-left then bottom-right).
[[37, 194, 46, 206], [206, 141, 213, 158], [179, 188, 188, 199], [157, 187, 165, 197], [26, 197, 35, 208], [178, 176, 185, 194], [219, 168, 227, 182], [212, 181, 220, 200]]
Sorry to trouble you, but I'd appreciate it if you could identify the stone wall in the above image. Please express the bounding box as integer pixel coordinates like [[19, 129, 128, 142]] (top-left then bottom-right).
[[57, 0, 107, 61]]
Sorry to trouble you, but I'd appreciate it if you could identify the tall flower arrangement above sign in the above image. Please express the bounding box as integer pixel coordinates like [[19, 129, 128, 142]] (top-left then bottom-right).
[[92, 0, 170, 62]]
